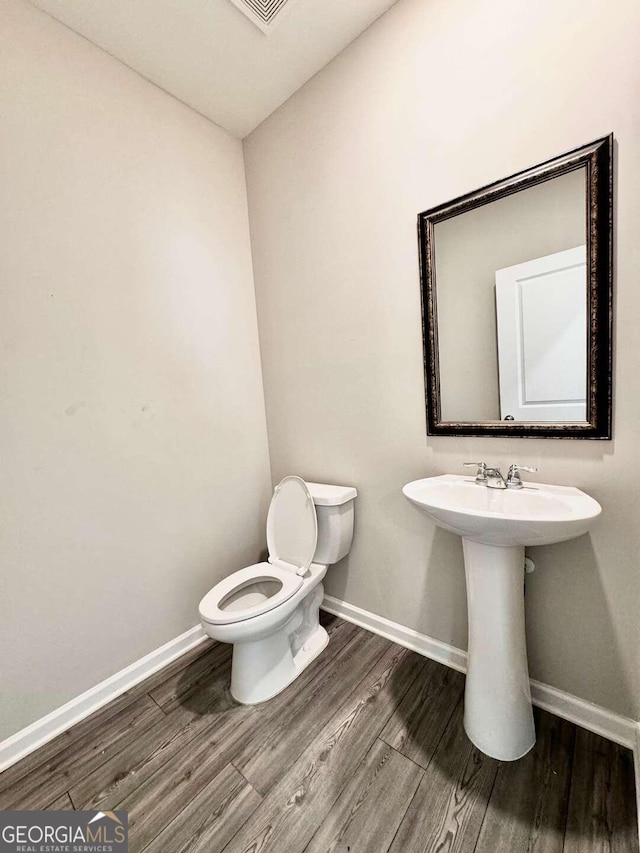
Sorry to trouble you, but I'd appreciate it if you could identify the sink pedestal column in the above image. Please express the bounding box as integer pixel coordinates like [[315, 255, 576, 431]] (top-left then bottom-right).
[[462, 538, 535, 761]]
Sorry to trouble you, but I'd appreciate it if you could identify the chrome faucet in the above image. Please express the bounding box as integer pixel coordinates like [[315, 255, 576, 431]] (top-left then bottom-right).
[[462, 462, 487, 484], [464, 462, 537, 489], [485, 467, 508, 489], [505, 464, 538, 489]]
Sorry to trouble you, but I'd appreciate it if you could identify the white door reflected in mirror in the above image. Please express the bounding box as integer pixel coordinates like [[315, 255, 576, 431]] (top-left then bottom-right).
[[495, 245, 587, 422]]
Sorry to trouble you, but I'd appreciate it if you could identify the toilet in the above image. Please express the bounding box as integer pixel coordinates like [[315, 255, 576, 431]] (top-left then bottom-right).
[[199, 475, 357, 704]]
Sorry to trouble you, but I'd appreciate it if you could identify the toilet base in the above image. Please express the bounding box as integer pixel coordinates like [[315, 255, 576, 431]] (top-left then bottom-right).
[[231, 624, 328, 704]]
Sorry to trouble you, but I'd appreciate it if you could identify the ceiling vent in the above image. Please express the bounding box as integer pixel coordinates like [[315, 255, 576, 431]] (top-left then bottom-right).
[[228, 0, 298, 34]]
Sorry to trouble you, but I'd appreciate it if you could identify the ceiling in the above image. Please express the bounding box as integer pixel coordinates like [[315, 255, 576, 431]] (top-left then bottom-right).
[[28, 0, 399, 138]]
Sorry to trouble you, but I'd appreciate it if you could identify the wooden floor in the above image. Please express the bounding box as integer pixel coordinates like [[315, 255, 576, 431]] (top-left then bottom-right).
[[1, 613, 637, 853]]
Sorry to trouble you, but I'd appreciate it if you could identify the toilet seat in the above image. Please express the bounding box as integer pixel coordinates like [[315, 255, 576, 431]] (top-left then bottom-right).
[[200, 476, 318, 627], [199, 562, 304, 625]]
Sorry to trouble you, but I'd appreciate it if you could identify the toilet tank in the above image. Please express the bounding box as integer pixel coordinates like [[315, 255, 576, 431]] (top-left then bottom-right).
[[305, 481, 357, 566]]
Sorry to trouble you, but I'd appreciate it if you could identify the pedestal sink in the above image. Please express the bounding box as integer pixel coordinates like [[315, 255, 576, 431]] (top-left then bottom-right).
[[403, 474, 601, 760]]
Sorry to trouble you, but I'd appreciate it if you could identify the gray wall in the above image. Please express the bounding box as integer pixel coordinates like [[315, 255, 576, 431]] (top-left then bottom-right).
[[245, 0, 640, 718], [436, 170, 586, 421], [0, 0, 272, 740]]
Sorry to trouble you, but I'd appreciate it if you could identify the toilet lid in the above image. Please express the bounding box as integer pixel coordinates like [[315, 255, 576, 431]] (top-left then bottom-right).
[[267, 476, 318, 575]]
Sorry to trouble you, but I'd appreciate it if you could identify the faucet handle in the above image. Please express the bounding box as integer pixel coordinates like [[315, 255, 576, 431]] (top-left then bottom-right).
[[506, 464, 538, 489], [463, 462, 487, 484]]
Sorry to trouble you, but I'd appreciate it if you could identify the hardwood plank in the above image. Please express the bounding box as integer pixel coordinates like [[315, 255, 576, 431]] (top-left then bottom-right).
[[380, 656, 465, 767], [45, 791, 75, 810], [474, 708, 575, 853], [143, 763, 261, 853], [389, 700, 499, 853], [70, 659, 256, 811], [0, 638, 215, 794], [0, 695, 164, 811], [120, 722, 260, 853], [149, 641, 231, 711], [234, 627, 392, 795], [305, 738, 423, 853], [564, 727, 639, 853], [221, 643, 425, 853], [68, 709, 188, 809], [0, 691, 154, 796]]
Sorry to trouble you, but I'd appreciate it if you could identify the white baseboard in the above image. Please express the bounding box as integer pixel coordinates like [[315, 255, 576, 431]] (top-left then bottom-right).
[[529, 679, 637, 751], [0, 625, 207, 773], [321, 594, 638, 751], [323, 593, 468, 674]]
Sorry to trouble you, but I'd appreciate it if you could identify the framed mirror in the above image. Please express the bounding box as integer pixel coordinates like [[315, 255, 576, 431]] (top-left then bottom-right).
[[417, 135, 613, 439]]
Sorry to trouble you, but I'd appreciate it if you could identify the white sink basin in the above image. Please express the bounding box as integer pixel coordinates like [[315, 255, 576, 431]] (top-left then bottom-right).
[[403, 474, 601, 546], [403, 473, 601, 762]]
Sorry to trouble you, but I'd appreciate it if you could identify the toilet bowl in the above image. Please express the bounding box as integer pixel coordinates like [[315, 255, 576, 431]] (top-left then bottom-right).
[[199, 475, 357, 704]]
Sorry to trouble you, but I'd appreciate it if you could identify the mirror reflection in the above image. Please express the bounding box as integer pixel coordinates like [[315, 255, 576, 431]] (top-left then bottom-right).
[[435, 168, 587, 423]]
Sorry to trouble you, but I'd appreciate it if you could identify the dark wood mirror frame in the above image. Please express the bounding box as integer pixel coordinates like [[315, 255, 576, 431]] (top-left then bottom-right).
[[417, 134, 613, 439]]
